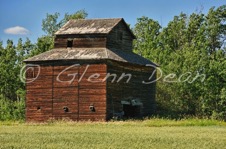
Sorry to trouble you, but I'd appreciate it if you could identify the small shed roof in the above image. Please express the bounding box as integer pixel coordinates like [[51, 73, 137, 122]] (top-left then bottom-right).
[[24, 48, 156, 66], [55, 18, 135, 38]]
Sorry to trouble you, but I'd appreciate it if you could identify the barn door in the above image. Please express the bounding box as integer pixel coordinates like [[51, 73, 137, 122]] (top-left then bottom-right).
[[52, 65, 79, 120]]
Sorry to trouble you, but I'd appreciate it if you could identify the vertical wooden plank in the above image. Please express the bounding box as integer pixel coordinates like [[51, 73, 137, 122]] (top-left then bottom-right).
[[78, 64, 107, 121], [52, 65, 79, 121], [26, 65, 53, 122]]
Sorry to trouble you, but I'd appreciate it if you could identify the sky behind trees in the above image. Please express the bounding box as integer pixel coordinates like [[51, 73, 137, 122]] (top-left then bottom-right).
[[0, 0, 225, 46]]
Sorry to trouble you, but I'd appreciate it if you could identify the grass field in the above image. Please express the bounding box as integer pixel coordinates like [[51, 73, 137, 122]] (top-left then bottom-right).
[[0, 119, 226, 149]]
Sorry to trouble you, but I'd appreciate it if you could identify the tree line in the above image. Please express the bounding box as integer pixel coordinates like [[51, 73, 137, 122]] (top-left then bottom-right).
[[133, 5, 226, 120], [0, 6, 225, 120], [0, 10, 87, 120]]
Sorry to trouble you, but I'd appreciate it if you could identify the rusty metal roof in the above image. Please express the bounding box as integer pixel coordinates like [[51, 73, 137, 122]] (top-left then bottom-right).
[[24, 48, 156, 66], [55, 18, 135, 38]]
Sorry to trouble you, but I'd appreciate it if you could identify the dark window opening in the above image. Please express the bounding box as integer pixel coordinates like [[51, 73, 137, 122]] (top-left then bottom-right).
[[37, 106, 41, 110], [67, 40, 73, 48], [123, 105, 140, 118], [89, 105, 95, 112], [63, 106, 69, 112]]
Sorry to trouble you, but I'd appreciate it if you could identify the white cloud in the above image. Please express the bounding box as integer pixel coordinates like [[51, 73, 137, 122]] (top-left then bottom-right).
[[4, 26, 30, 35]]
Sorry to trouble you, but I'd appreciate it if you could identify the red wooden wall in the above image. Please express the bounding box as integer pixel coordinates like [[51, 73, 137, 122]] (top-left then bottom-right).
[[26, 64, 107, 122]]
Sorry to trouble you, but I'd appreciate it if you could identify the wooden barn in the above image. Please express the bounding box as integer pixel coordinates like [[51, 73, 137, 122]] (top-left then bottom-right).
[[24, 18, 157, 122]]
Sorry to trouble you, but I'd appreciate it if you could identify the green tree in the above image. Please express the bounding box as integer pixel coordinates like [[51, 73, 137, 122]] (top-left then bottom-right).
[[29, 36, 54, 57], [42, 10, 88, 36], [133, 5, 226, 120], [0, 10, 89, 120], [30, 10, 88, 56], [133, 16, 161, 60], [0, 40, 17, 100], [63, 9, 88, 24]]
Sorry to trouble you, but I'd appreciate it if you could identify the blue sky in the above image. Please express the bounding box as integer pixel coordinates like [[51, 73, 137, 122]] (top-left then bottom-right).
[[0, 0, 225, 47]]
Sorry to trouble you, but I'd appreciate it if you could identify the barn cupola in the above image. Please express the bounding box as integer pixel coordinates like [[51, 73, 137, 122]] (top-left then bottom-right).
[[54, 18, 136, 51], [25, 18, 154, 66]]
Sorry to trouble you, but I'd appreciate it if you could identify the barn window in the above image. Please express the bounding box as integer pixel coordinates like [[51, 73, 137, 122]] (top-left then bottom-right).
[[89, 105, 95, 112], [63, 106, 69, 112], [67, 39, 73, 48]]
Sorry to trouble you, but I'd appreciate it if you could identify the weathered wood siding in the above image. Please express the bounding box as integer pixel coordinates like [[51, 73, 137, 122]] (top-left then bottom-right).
[[52, 65, 79, 120], [26, 19, 156, 122], [78, 64, 107, 121], [106, 21, 133, 51], [106, 61, 156, 120], [26, 65, 53, 122], [54, 21, 133, 51], [26, 63, 107, 122], [54, 36, 107, 48]]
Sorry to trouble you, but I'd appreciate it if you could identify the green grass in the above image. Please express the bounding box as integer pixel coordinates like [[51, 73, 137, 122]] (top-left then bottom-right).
[[143, 118, 226, 127], [0, 119, 226, 149]]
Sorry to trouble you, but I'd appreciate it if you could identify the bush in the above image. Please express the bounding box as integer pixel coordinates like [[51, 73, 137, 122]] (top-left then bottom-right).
[[0, 95, 25, 121]]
